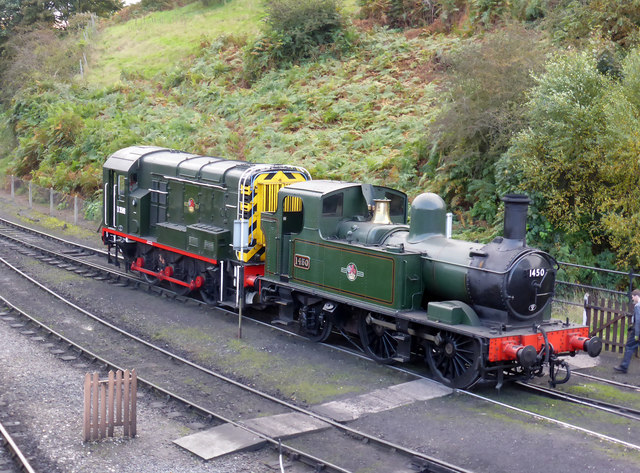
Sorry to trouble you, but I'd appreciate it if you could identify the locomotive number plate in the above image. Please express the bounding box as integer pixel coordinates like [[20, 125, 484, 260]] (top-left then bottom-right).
[[527, 268, 546, 278], [294, 254, 310, 270]]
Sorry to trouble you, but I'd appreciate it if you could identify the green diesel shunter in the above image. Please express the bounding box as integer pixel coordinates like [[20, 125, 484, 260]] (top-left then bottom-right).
[[102, 145, 310, 301]]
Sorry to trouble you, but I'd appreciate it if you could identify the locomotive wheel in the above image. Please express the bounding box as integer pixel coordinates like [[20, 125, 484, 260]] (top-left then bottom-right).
[[168, 256, 194, 296], [303, 312, 333, 343], [425, 332, 481, 389], [138, 246, 160, 285], [358, 312, 398, 364]]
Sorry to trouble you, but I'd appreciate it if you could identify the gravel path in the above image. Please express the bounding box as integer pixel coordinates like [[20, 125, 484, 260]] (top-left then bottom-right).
[[0, 314, 285, 473]]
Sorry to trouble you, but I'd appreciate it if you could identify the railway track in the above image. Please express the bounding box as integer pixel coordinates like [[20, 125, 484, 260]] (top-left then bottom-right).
[[0, 254, 472, 473], [0, 418, 36, 473], [2, 215, 640, 472], [572, 370, 640, 392], [516, 381, 640, 421]]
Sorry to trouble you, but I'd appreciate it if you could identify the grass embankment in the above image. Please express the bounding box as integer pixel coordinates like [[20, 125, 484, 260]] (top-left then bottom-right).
[[88, 0, 265, 85], [3, 0, 454, 201]]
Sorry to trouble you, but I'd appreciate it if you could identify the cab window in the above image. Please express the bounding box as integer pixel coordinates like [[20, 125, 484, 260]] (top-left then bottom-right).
[[282, 196, 304, 234], [118, 175, 126, 197], [386, 192, 405, 216], [322, 193, 343, 217]]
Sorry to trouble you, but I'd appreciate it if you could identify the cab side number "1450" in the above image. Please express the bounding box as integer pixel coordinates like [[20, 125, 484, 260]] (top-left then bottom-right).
[[294, 254, 310, 270]]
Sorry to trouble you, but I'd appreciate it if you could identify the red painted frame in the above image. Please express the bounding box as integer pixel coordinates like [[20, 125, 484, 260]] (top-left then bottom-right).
[[102, 227, 264, 288]]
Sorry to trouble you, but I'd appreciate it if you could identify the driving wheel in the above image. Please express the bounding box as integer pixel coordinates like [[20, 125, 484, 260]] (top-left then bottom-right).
[[358, 312, 398, 364], [425, 331, 481, 389]]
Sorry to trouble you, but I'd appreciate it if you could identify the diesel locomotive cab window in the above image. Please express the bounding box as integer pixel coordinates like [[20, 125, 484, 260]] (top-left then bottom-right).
[[130, 173, 138, 191], [322, 193, 343, 217], [118, 175, 126, 197]]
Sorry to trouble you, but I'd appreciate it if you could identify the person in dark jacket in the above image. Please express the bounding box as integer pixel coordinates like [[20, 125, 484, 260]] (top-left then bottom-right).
[[615, 289, 640, 373]]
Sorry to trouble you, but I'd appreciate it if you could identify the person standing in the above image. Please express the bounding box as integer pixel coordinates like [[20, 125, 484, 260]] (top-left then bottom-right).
[[615, 289, 640, 373]]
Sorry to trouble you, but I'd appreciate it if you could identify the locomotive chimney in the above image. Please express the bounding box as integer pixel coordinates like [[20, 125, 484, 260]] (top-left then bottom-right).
[[502, 194, 530, 244], [371, 199, 392, 225]]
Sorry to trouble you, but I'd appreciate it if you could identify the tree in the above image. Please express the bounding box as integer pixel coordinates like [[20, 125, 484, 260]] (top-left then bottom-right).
[[425, 25, 548, 222], [501, 51, 610, 228], [54, 0, 123, 21], [1, 1, 55, 56], [1, 0, 22, 30], [498, 50, 640, 267], [1, 0, 56, 32]]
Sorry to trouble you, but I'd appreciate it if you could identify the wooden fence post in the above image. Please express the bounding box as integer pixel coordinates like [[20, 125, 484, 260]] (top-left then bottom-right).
[[83, 373, 91, 442], [83, 369, 137, 442]]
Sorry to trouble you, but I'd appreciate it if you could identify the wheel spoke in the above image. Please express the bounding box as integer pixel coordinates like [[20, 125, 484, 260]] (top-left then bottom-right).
[[425, 332, 481, 389], [358, 312, 398, 364]]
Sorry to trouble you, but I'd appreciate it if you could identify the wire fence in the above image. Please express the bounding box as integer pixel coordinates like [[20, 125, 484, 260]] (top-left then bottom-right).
[[552, 260, 639, 324], [0, 175, 102, 233]]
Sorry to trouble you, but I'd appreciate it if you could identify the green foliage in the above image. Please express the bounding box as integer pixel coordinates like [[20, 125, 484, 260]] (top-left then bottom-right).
[[544, 0, 640, 48], [139, 0, 180, 11], [468, 0, 511, 26], [358, 0, 457, 29], [509, 0, 546, 22], [425, 25, 548, 223], [358, 0, 640, 47], [83, 194, 103, 221], [358, 0, 539, 30], [57, 0, 123, 20], [7, 0, 640, 275], [243, 0, 353, 81], [0, 12, 98, 102], [500, 51, 610, 230], [500, 48, 640, 268]]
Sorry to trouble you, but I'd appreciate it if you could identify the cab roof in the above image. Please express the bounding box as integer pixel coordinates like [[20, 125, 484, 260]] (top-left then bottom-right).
[[103, 146, 166, 173], [282, 180, 360, 196]]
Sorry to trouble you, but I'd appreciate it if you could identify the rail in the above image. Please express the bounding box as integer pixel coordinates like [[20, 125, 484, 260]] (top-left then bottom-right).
[[0, 419, 37, 473]]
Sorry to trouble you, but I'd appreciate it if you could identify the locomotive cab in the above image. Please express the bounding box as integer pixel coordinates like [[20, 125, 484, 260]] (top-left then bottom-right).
[[103, 149, 141, 234], [263, 180, 409, 280], [103, 146, 158, 238]]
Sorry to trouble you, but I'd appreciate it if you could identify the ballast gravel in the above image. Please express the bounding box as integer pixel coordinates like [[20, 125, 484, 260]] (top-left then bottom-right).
[[0, 316, 283, 473]]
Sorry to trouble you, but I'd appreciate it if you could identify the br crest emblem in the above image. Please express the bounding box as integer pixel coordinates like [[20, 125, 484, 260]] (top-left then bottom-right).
[[341, 262, 364, 281]]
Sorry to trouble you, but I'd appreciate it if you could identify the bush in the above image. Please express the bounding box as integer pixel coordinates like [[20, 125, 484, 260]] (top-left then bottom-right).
[[500, 51, 610, 231], [242, 0, 350, 81], [498, 49, 640, 267], [0, 26, 83, 102]]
